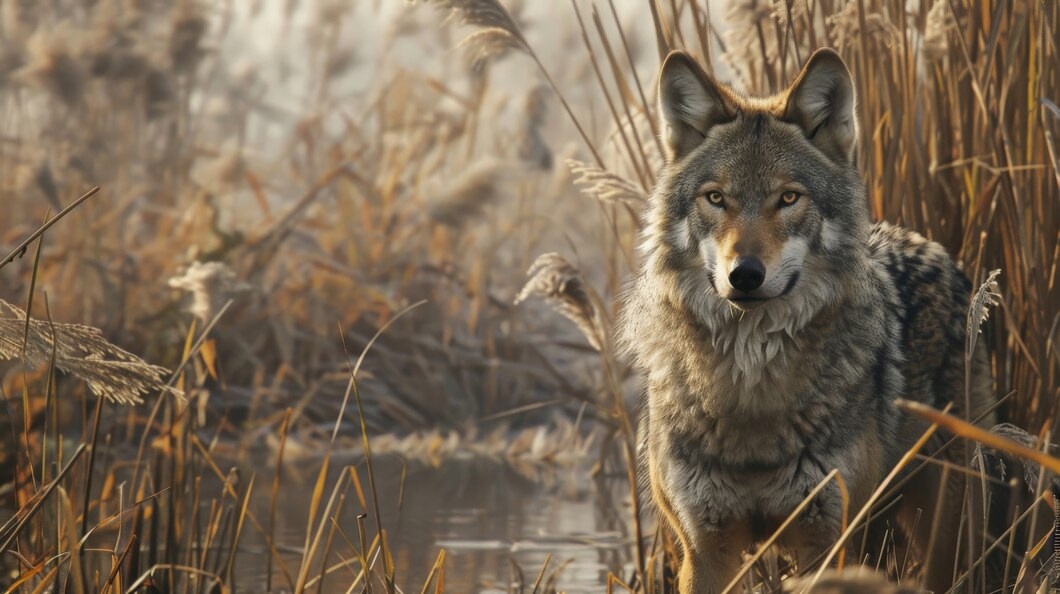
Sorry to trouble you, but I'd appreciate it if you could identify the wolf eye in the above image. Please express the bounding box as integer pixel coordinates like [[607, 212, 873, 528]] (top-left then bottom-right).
[[779, 191, 801, 207], [702, 191, 724, 207]]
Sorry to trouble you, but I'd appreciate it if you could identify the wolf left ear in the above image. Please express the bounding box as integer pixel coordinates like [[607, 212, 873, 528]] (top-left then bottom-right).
[[657, 51, 736, 163], [784, 49, 858, 165]]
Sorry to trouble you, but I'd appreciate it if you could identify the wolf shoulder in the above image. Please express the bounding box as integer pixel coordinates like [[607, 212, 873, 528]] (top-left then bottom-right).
[[868, 221, 972, 330], [867, 220, 990, 412]]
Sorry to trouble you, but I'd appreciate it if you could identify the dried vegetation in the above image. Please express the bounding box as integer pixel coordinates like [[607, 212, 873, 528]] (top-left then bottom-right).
[[0, 0, 1057, 592]]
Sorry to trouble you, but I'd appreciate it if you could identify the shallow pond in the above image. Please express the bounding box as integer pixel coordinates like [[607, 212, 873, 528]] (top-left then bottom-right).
[[228, 454, 640, 593]]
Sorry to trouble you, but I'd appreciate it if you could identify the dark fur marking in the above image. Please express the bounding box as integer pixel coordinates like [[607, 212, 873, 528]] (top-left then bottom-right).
[[779, 271, 801, 296], [869, 344, 891, 399]]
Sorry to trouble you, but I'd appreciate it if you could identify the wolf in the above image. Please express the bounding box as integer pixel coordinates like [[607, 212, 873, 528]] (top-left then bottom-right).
[[617, 48, 995, 594]]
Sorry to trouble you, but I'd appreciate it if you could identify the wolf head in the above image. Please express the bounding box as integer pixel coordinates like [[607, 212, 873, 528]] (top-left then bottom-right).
[[646, 49, 867, 320]]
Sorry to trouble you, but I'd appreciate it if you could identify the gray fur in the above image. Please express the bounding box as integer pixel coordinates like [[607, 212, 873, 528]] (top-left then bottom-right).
[[618, 49, 994, 593]]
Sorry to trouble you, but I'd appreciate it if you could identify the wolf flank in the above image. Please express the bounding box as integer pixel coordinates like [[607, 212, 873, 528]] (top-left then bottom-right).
[[618, 49, 994, 594]]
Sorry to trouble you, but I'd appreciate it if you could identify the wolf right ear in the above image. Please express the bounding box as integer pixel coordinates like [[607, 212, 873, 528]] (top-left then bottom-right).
[[784, 49, 858, 165], [657, 51, 735, 163]]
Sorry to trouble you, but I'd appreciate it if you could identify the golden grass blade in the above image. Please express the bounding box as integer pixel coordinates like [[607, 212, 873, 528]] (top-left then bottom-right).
[[897, 400, 1060, 474], [80, 394, 104, 537], [19, 209, 48, 365], [835, 471, 850, 570], [298, 528, 376, 590], [0, 186, 99, 271], [58, 486, 85, 594], [187, 435, 296, 591], [222, 474, 255, 586], [6, 560, 45, 591], [267, 410, 293, 593], [418, 549, 447, 594], [530, 553, 552, 594], [294, 455, 334, 592], [804, 411, 947, 591], [315, 490, 350, 594], [1041, 98, 1060, 191], [606, 0, 662, 153], [78, 487, 170, 547], [948, 490, 1052, 592], [101, 534, 137, 594], [329, 301, 428, 593], [355, 513, 375, 594], [571, 1, 648, 189], [434, 554, 446, 594], [124, 564, 229, 594], [348, 466, 369, 512], [27, 565, 60, 594], [647, 0, 671, 61], [0, 444, 86, 553]]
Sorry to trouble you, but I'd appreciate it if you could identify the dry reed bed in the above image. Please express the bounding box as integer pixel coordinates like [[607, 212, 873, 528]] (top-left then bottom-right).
[[1, 0, 611, 437], [0, 0, 1057, 592]]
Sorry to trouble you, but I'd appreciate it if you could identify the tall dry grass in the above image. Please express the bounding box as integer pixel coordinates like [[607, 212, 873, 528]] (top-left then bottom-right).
[[0, 0, 1056, 592], [0, 0, 615, 437]]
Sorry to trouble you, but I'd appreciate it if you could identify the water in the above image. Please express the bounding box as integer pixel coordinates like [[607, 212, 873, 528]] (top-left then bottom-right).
[[228, 453, 639, 593]]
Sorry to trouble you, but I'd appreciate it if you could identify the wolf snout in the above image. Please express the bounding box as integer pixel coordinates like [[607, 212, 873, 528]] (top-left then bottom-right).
[[728, 256, 766, 292]]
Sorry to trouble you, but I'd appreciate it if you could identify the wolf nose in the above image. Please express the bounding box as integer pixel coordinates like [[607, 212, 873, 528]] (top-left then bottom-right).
[[728, 257, 766, 292]]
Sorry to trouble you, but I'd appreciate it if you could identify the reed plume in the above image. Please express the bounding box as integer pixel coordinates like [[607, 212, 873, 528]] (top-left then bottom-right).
[[515, 253, 605, 352], [567, 159, 646, 207], [0, 299, 175, 405], [966, 269, 1001, 356]]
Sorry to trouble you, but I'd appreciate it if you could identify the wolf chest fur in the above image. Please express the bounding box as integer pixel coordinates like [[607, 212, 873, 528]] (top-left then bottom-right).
[[617, 49, 994, 593]]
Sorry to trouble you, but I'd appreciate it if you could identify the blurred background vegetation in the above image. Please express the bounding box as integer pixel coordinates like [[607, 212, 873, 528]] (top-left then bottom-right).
[[0, 0, 1057, 592]]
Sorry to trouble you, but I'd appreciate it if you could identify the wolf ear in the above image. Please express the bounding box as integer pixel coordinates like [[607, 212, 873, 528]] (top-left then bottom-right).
[[658, 51, 735, 163], [784, 49, 858, 165]]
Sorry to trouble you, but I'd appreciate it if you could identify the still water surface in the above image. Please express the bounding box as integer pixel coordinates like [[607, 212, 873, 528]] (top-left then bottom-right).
[[229, 455, 639, 593]]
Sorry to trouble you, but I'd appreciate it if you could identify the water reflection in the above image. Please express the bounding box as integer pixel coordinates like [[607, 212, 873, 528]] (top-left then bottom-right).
[[232, 453, 638, 593]]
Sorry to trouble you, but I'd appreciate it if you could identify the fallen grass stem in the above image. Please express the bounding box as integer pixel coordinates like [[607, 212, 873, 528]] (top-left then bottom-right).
[[0, 187, 100, 272]]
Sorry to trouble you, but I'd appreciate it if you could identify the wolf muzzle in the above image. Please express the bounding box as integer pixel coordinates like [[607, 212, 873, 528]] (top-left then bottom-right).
[[728, 256, 766, 292]]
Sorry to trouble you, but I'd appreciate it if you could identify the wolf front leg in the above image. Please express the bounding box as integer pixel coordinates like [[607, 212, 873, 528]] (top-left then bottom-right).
[[678, 526, 749, 594], [782, 518, 847, 577], [776, 479, 851, 577]]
